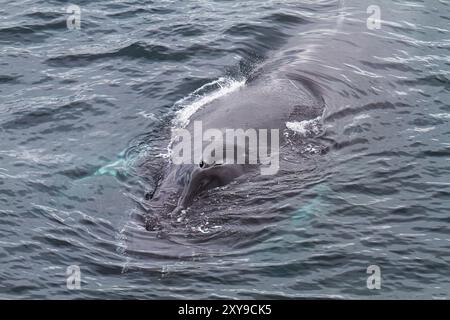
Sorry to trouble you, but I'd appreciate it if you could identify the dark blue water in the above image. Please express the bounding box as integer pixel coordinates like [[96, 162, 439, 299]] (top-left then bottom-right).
[[0, 0, 449, 299]]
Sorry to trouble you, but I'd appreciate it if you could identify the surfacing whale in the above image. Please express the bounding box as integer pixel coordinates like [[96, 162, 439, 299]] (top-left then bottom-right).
[[144, 55, 326, 231]]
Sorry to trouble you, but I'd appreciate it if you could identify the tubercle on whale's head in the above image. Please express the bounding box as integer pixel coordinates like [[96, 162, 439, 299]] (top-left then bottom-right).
[[144, 184, 182, 231], [144, 161, 249, 231], [171, 162, 249, 214], [145, 162, 199, 231]]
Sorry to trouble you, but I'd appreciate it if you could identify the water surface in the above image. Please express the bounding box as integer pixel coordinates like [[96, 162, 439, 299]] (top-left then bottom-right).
[[0, 0, 449, 299]]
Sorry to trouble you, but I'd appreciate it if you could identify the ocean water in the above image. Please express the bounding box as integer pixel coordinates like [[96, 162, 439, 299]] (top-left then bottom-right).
[[0, 0, 449, 299]]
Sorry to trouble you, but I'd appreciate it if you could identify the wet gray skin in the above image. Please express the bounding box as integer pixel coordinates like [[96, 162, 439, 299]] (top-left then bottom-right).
[[145, 161, 253, 230], [145, 53, 325, 231]]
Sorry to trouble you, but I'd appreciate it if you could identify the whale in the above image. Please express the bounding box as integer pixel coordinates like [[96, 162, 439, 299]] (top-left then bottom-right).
[[144, 53, 326, 231], [138, 0, 351, 231]]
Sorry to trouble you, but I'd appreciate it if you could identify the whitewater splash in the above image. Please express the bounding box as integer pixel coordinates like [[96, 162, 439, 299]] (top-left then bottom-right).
[[285, 116, 322, 137], [167, 77, 246, 158], [172, 77, 246, 129]]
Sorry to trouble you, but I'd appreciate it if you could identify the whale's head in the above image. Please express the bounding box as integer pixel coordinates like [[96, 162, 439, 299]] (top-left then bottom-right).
[[145, 161, 249, 231]]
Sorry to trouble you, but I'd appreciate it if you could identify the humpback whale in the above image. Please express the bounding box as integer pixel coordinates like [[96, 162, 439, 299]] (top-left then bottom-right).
[[139, 0, 348, 230], [144, 55, 326, 230]]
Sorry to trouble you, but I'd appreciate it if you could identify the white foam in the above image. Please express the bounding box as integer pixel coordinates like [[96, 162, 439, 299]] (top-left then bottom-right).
[[285, 117, 321, 136], [430, 113, 450, 119], [411, 126, 435, 133], [172, 77, 245, 129], [354, 113, 370, 121]]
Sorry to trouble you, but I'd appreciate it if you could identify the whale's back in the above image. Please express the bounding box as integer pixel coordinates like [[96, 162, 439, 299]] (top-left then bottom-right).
[[186, 76, 323, 134]]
